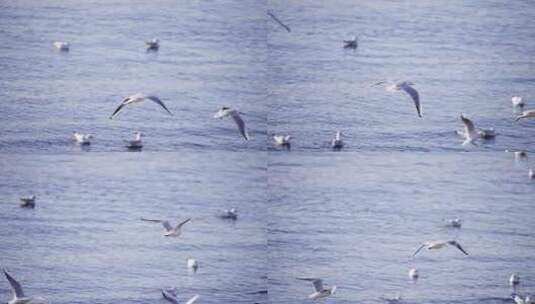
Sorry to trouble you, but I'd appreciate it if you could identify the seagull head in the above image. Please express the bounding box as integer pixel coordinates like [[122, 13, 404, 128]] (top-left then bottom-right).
[[214, 107, 230, 118]]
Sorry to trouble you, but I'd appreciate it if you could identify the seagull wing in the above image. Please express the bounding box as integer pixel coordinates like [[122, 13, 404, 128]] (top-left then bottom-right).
[[412, 244, 426, 257], [449, 241, 469, 255], [161, 289, 179, 304], [3, 269, 25, 298], [460, 114, 478, 139], [110, 102, 128, 119], [230, 111, 249, 140], [267, 11, 291, 32], [161, 221, 173, 231], [140, 217, 163, 223], [371, 81, 387, 87], [176, 218, 191, 229], [145, 96, 173, 116], [185, 294, 200, 304], [401, 85, 422, 117], [297, 278, 323, 291]]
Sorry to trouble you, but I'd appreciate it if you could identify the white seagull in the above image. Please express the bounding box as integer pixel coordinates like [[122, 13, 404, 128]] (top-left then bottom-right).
[[140, 217, 191, 237], [512, 96, 525, 108], [125, 132, 143, 149], [220, 208, 238, 220], [187, 258, 198, 272], [458, 114, 481, 145], [53, 41, 69, 51], [331, 131, 344, 150], [445, 218, 462, 228], [273, 135, 291, 146], [110, 93, 173, 119], [296, 278, 336, 300], [3, 269, 36, 304], [514, 295, 532, 304], [408, 268, 419, 280], [412, 240, 469, 257], [214, 107, 249, 140], [146, 38, 159, 51], [529, 168, 534, 179], [73, 132, 93, 145], [19, 195, 36, 209], [162, 288, 199, 304], [372, 80, 422, 117], [343, 36, 358, 49], [510, 273, 520, 287], [516, 109, 535, 121]]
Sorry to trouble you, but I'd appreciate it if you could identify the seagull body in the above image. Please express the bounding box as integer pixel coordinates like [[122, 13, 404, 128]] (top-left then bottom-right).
[[3, 269, 34, 304], [514, 295, 532, 304], [273, 135, 291, 146], [220, 208, 238, 220], [214, 107, 249, 140], [516, 109, 535, 121], [529, 168, 534, 179], [510, 273, 520, 287], [162, 288, 199, 304], [146, 39, 159, 50], [413, 240, 469, 256], [408, 268, 419, 280], [19, 195, 36, 209], [73, 132, 93, 145], [53, 41, 69, 51], [296, 278, 336, 300], [331, 131, 344, 150], [343, 36, 358, 49], [512, 96, 525, 108], [110, 93, 172, 119], [187, 258, 198, 272], [445, 218, 462, 228], [380, 295, 403, 303], [125, 132, 143, 149], [459, 114, 480, 145], [373, 81, 422, 117]]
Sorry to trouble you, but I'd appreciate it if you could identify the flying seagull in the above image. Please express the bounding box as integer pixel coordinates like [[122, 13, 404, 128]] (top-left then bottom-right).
[[19, 195, 36, 209], [162, 288, 199, 304], [296, 278, 336, 300], [214, 107, 249, 140], [146, 38, 159, 51], [110, 93, 173, 119], [458, 114, 497, 143], [53, 41, 69, 51], [372, 81, 422, 117], [140, 217, 191, 237], [412, 240, 469, 257], [515, 109, 535, 121], [3, 269, 37, 304], [331, 131, 344, 150], [343, 36, 358, 49], [73, 132, 93, 145], [267, 10, 291, 32], [125, 132, 143, 149]]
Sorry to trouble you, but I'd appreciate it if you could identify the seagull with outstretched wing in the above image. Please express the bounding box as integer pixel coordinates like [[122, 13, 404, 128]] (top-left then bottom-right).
[[110, 93, 173, 119]]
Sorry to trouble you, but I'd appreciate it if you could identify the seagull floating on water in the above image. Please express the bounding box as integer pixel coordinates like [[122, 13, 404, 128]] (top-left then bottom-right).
[[19, 195, 36, 209], [187, 258, 198, 272], [514, 294, 532, 304], [53, 41, 69, 51], [331, 131, 344, 150], [296, 278, 336, 300], [273, 135, 291, 146], [510, 273, 520, 287], [162, 288, 199, 304], [512, 96, 525, 108], [529, 168, 534, 179], [343, 36, 358, 49], [516, 109, 535, 121], [219, 208, 238, 220], [408, 268, 419, 280], [3, 269, 42, 304], [445, 218, 462, 228], [380, 295, 403, 303], [110, 93, 173, 119], [413, 240, 469, 257], [372, 81, 422, 117], [146, 38, 159, 51], [140, 217, 191, 237], [125, 132, 143, 149], [214, 107, 249, 140], [73, 132, 93, 145]]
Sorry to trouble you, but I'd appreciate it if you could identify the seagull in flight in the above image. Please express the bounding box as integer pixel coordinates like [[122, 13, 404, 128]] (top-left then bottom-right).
[[3, 269, 40, 304], [214, 107, 249, 140], [110, 93, 173, 119], [343, 36, 358, 49], [331, 131, 344, 150], [140, 217, 191, 237], [515, 109, 535, 121], [53, 41, 69, 51], [146, 38, 159, 51], [296, 278, 336, 300], [412, 240, 469, 257], [372, 80, 422, 117], [19, 195, 36, 209], [458, 114, 497, 144], [162, 288, 199, 304]]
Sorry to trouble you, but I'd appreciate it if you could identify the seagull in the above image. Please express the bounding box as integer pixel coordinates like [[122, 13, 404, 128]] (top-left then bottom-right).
[[140, 217, 191, 237], [267, 10, 291, 32], [213, 107, 249, 140], [110, 93, 173, 119], [53, 41, 69, 51], [506, 150, 528, 159], [514, 294, 532, 304], [19, 195, 36, 209], [296, 278, 336, 300], [380, 295, 403, 303], [273, 135, 291, 146], [343, 36, 358, 49], [510, 273, 520, 287], [162, 288, 199, 304], [73, 132, 93, 145], [445, 218, 462, 228], [529, 168, 534, 179], [146, 38, 159, 51], [459, 114, 480, 145], [516, 109, 535, 121], [408, 268, 419, 280], [372, 81, 422, 117], [331, 131, 344, 150], [3, 269, 35, 304], [125, 132, 143, 149], [219, 208, 238, 220], [412, 240, 469, 257], [512, 96, 525, 108], [187, 258, 198, 272]]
